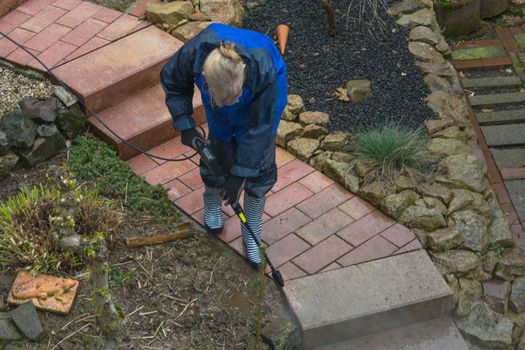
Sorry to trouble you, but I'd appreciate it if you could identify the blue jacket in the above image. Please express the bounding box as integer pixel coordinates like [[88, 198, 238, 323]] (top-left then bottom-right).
[[160, 23, 288, 178]]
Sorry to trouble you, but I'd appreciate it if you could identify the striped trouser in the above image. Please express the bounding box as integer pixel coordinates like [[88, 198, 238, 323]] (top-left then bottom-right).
[[203, 186, 223, 230], [242, 192, 265, 264]]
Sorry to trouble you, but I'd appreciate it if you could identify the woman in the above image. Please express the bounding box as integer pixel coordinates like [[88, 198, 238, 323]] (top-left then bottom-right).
[[160, 23, 288, 268]]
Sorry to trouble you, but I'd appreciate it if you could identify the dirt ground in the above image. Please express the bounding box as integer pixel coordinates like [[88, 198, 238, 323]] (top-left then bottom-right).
[[0, 153, 295, 349]]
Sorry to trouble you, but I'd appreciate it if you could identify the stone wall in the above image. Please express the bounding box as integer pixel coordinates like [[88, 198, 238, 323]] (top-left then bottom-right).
[[276, 1, 525, 348], [0, 71, 87, 178]]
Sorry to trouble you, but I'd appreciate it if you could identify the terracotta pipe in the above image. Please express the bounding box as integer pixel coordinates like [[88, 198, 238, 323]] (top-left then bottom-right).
[[276, 23, 290, 56]]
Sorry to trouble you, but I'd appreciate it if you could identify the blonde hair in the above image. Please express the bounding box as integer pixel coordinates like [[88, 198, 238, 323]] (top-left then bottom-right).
[[203, 41, 245, 107]]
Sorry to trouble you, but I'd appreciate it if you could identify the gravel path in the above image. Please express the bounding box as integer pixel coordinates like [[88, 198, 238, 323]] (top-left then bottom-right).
[[0, 65, 55, 116], [243, 0, 436, 132]]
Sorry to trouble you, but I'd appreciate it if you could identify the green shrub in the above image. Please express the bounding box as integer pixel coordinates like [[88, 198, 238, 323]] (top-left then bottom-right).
[[351, 123, 436, 183], [0, 181, 119, 273], [67, 137, 179, 218]]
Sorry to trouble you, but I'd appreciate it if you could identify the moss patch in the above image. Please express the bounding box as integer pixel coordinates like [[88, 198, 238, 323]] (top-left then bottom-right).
[[514, 33, 525, 51], [451, 46, 507, 60]]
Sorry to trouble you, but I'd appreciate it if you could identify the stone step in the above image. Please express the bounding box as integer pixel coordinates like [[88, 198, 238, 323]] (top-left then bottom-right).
[[89, 84, 205, 160], [315, 317, 468, 350], [283, 250, 453, 350], [462, 76, 522, 89], [52, 26, 182, 113], [504, 180, 525, 220], [491, 148, 525, 168], [477, 109, 525, 125], [469, 92, 525, 107], [481, 124, 525, 147]]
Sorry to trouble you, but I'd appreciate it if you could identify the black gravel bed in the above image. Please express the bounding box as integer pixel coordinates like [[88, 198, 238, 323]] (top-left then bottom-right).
[[243, 0, 436, 133], [473, 102, 525, 113], [463, 68, 517, 79]]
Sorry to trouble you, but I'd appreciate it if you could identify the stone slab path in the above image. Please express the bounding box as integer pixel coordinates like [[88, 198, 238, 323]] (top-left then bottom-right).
[[452, 27, 525, 254], [0, 2, 461, 347]]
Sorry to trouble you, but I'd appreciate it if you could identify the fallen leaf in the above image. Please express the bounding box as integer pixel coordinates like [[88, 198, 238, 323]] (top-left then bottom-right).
[[334, 87, 350, 102], [401, 72, 407, 76], [459, 71, 466, 79], [481, 108, 494, 113]]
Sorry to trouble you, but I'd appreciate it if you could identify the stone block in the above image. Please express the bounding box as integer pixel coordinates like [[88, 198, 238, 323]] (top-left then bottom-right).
[[9, 302, 44, 341]]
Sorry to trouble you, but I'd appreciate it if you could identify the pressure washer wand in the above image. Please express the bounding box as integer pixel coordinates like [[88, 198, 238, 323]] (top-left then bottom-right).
[[230, 202, 285, 287], [192, 137, 285, 288]]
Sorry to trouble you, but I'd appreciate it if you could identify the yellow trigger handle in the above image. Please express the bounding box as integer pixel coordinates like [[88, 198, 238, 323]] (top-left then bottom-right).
[[238, 212, 247, 223]]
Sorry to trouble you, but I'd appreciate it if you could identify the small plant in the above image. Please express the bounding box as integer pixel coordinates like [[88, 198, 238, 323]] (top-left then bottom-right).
[[350, 123, 436, 183], [67, 137, 179, 218], [0, 177, 120, 273], [109, 268, 135, 288], [488, 243, 505, 258]]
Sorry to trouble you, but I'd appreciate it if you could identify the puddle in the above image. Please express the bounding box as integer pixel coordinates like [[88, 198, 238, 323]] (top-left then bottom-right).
[[221, 292, 255, 311]]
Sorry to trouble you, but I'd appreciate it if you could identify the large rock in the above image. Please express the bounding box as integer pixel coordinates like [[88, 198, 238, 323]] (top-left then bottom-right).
[[397, 8, 436, 28], [449, 210, 488, 253], [381, 190, 419, 219], [37, 124, 59, 138], [56, 105, 87, 140], [448, 189, 485, 214], [261, 316, 301, 350], [172, 21, 212, 42], [301, 124, 327, 139], [282, 94, 305, 122], [0, 130, 9, 155], [456, 278, 482, 317], [388, 0, 424, 17], [434, 126, 465, 141], [358, 181, 387, 205], [434, 0, 481, 37], [430, 250, 480, 275], [276, 120, 303, 147], [346, 80, 371, 102], [146, 1, 194, 27], [9, 302, 44, 341], [416, 61, 455, 77], [441, 154, 487, 193], [0, 109, 37, 149], [495, 248, 525, 280], [394, 175, 417, 191], [415, 196, 448, 216], [511, 277, 525, 313], [456, 301, 513, 348], [18, 97, 57, 123], [399, 205, 446, 231], [482, 251, 499, 274], [0, 315, 21, 341], [331, 151, 352, 163], [424, 74, 452, 93], [408, 41, 445, 63], [426, 138, 469, 157], [54, 85, 78, 107], [483, 279, 511, 314], [420, 182, 453, 204], [427, 227, 464, 251], [19, 133, 66, 167], [0, 152, 19, 178], [409, 26, 438, 45], [425, 91, 469, 126], [298, 111, 329, 125], [287, 138, 319, 161], [200, 0, 244, 26], [320, 132, 348, 151], [424, 118, 455, 135], [487, 209, 515, 247]]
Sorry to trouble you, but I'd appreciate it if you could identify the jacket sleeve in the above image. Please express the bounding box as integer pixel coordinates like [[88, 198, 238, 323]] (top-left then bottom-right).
[[230, 68, 278, 178], [160, 43, 197, 131]]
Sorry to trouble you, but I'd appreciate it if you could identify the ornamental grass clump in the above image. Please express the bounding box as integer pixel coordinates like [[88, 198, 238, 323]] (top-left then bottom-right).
[[0, 176, 120, 273], [351, 123, 436, 183]]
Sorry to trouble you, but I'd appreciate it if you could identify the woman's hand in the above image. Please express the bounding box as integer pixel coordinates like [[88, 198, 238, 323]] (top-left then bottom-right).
[[221, 175, 246, 205]]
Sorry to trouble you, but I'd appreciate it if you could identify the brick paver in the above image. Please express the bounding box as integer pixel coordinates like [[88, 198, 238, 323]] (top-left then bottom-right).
[[142, 159, 196, 185], [272, 158, 315, 192], [380, 223, 416, 248], [296, 208, 354, 245], [296, 183, 353, 219], [298, 171, 334, 193], [266, 233, 310, 267], [164, 179, 191, 202], [91, 7, 121, 23], [263, 208, 312, 244], [23, 23, 70, 52], [338, 235, 398, 267], [279, 262, 307, 281], [337, 210, 394, 247], [96, 14, 141, 41], [338, 196, 375, 219], [265, 182, 314, 217], [19, 5, 66, 32], [61, 18, 108, 46], [33, 39, 77, 68], [128, 153, 157, 175], [293, 235, 352, 274], [52, 0, 82, 11], [17, 0, 56, 15]]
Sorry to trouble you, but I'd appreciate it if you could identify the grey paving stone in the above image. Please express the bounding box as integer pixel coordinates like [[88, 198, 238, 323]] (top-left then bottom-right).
[[462, 76, 522, 89], [315, 316, 468, 350], [491, 148, 525, 168], [0, 314, 21, 341], [283, 250, 452, 349], [477, 110, 525, 125], [504, 180, 525, 220], [469, 93, 525, 107], [9, 302, 44, 341], [481, 124, 525, 147]]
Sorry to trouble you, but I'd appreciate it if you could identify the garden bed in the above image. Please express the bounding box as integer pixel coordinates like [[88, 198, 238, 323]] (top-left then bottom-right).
[[243, 0, 436, 132]]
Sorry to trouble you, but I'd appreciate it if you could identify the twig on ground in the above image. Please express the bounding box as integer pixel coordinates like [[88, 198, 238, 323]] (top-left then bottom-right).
[[128, 305, 144, 317], [174, 298, 198, 320], [51, 323, 91, 350]]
